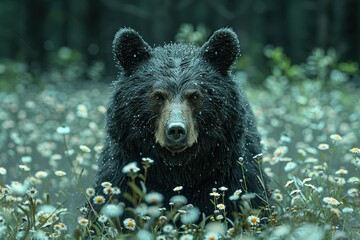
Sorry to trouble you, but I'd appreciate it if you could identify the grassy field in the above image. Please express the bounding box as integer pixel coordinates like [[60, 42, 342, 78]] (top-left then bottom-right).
[[0, 49, 359, 239]]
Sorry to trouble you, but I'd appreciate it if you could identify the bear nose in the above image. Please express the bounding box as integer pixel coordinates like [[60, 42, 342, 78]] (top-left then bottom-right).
[[166, 123, 187, 142]]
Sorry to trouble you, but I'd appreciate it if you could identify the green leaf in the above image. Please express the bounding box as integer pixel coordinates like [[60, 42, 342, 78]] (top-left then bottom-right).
[[127, 181, 145, 199]]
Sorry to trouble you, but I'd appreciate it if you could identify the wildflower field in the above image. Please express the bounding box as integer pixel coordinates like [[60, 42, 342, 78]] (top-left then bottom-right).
[[0, 48, 359, 239]]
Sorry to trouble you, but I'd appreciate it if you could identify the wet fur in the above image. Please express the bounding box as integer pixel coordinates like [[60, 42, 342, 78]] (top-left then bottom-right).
[[93, 28, 268, 215]]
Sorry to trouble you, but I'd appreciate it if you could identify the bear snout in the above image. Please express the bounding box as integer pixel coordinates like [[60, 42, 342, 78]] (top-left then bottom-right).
[[165, 122, 188, 152]]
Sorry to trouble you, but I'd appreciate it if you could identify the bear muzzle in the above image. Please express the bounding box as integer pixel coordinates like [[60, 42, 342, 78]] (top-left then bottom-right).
[[165, 122, 188, 153]]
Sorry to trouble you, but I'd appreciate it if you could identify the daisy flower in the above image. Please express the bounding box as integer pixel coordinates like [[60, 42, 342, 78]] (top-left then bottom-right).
[[216, 204, 226, 210], [77, 104, 88, 118], [227, 228, 235, 236], [1, 187, 12, 195], [77, 217, 89, 226], [145, 192, 164, 204], [112, 187, 121, 195], [21, 156, 32, 163], [241, 193, 256, 200], [79, 207, 88, 215], [173, 186, 183, 192], [35, 171, 48, 178], [284, 162, 297, 172], [234, 189, 242, 196], [26, 187, 38, 198], [247, 215, 260, 226], [121, 162, 140, 174], [103, 187, 113, 195], [272, 192, 283, 202], [323, 197, 340, 206], [330, 134, 342, 141], [79, 145, 91, 153], [229, 195, 239, 201], [53, 224, 62, 232], [141, 157, 154, 164], [58, 223, 67, 231], [170, 195, 188, 206], [318, 143, 329, 150], [180, 207, 200, 224], [273, 146, 288, 158], [304, 183, 317, 190], [51, 232, 61, 238], [331, 208, 340, 216], [0, 167, 6, 175], [300, 178, 310, 184], [102, 204, 124, 218], [349, 147, 360, 154], [136, 230, 153, 240], [285, 180, 294, 187], [216, 215, 224, 221], [180, 234, 194, 240], [53, 223, 67, 232], [56, 125, 70, 135], [342, 207, 354, 214], [203, 232, 220, 240], [335, 177, 346, 186], [93, 195, 106, 205], [123, 218, 136, 230], [335, 169, 348, 175], [348, 177, 359, 184], [85, 187, 95, 197], [54, 170, 66, 176], [98, 214, 108, 223], [162, 224, 174, 233], [209, 191, 220, 197], [101, 181, 112, 188]]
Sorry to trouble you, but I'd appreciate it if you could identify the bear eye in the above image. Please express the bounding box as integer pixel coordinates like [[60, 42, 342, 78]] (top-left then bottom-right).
[[152, 91, 167, 103], [191, 94, 198, 100], [188, 92, 201, 101]]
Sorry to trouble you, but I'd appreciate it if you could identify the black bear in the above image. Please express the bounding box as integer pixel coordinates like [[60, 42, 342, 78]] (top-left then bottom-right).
[[92, 27, 268, 216]]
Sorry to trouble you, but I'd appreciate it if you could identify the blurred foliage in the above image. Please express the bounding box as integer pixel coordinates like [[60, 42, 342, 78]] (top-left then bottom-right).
[[0, 0, 359, 72], [175, 23, 209, 46], [0, 47, 105, 92], [0, 60, 34, 92], [264, 46, 359, 89]]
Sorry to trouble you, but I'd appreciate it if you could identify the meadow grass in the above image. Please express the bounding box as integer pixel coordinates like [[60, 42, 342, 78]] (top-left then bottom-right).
[[0, 51, 359, 239]]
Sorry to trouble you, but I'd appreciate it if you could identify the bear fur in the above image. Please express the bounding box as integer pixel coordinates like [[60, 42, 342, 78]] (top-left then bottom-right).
[[92, 27, 268, 216]]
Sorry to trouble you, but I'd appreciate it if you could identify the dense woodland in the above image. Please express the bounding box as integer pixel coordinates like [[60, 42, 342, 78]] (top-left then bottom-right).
[[0, 0, 359, 70]]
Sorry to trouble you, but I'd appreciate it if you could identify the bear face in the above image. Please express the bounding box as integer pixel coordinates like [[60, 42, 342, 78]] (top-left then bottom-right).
[[109, 28, 244, 167]]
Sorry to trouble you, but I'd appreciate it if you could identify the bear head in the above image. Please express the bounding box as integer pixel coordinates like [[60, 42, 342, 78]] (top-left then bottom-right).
[[109, 27, 243, 167]]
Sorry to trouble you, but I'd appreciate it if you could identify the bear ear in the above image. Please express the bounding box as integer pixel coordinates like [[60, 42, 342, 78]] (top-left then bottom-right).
[[113, 28, 151, 75], [201, 28, 240, 75]]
